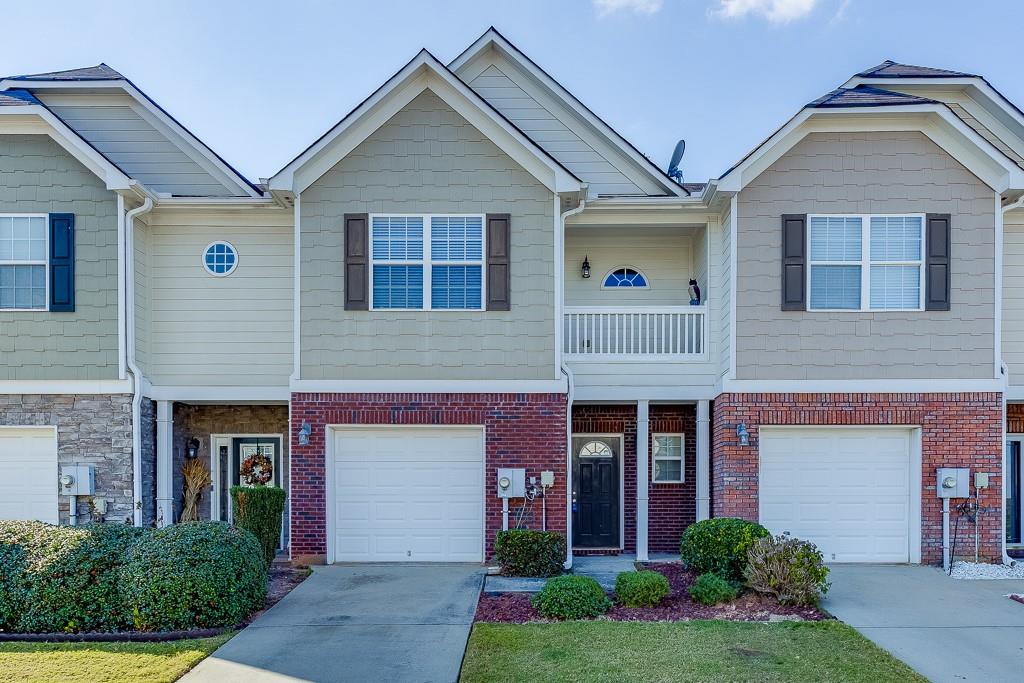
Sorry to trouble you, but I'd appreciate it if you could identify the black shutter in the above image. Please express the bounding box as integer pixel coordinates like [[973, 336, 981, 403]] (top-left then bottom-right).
[[48, 213, 74, 312], [781, 214, 806, 311], [344, 213, 369, 310], [925, 213, 951, 311], [486, 213, 511, 311]]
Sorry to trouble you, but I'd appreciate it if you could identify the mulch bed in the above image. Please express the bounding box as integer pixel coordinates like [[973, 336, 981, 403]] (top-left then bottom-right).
[[475, 562, 827, 624]]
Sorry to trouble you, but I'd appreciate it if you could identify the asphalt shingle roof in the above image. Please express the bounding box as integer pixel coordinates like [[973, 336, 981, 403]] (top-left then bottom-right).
[[7, 64, 124, 81], [0, 89, 40, 106], [857, 60, 976, 79], [807, 85, 938, 109]]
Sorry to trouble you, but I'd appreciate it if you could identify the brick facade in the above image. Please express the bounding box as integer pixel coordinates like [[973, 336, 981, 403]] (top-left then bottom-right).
[[712, 393, 1003, 564], [571, 404, 697, 554], [289, 392, 567, 563]]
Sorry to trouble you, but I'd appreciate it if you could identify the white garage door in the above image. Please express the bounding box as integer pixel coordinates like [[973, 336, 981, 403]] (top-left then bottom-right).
[[0, 428, 58, 524], [332, 427, 484, 563], [759, 428, 913, 563]]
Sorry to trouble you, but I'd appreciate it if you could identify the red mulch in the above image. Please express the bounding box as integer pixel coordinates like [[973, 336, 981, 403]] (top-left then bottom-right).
[[475, 562, 827, 623], [1011, 594, 1024, 606]]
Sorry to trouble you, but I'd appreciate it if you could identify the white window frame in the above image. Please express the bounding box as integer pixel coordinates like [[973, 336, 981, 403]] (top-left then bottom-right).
[[0, 213, 49, 312], [368, 213, 486, 311], [202, 240, 239, 277], [807, 213, 926, 312], [652, 432, 685, 484]]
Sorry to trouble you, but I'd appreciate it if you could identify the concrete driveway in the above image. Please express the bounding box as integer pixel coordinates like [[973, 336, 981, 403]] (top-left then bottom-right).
[[824, 565, 1024, 682], [182, 564, 484, 683]]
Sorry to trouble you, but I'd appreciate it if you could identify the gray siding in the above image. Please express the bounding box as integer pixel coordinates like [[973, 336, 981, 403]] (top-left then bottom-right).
[[735, 131, 995, 381], [0, 134, 119, 381], [300, 89, 556, 381], [717, 205, 732, 380], [1003, 211, 1024, 384]]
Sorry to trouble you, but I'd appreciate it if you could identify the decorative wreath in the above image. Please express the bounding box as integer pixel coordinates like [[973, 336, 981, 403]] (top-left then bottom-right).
[[239, 449, 273, 486]]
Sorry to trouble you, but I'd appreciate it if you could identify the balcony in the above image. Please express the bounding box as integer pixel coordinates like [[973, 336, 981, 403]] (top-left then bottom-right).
[[563, 306, 707, 360]]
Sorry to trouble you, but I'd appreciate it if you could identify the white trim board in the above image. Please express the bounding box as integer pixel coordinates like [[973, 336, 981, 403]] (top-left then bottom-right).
[[144, 385, 290, 402], [723, 379, 1004, 394], [290, 379, 568, 394], [0, 379, 133, 395]]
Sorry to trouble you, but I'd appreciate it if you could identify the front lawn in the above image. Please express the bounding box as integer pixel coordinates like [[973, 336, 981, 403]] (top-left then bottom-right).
[[0, 634, 232, 683], [460, 621, 924, 683]]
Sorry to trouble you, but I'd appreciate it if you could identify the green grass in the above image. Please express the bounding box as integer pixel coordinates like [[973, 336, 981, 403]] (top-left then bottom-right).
[[0, 633, 232, 683], [460, 621, 924, 683]]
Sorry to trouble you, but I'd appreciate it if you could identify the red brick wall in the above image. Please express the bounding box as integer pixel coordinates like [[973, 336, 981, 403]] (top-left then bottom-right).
[[571, 404, 697, 554], [712, 393, 1003, 564], [289, 392, 567, 562]]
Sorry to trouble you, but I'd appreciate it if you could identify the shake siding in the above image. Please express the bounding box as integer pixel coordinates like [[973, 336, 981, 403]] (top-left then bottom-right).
[[299, 89, 556, 381], [735, 131, 996, 381], [1003, 211, 1024, 384], [0, 134, 119, 380], [144, 209, 293, 387]]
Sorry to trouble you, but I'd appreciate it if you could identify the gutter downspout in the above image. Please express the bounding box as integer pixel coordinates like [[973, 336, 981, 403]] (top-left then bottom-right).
[[125, 197, 153, 527], [559, 196, 586, 570], [1002, 362, 1016, 566]]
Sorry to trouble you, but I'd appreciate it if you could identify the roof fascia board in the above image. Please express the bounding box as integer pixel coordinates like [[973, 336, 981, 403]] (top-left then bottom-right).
[[0, 107, 132, 190], [450, 30, 687, 198]]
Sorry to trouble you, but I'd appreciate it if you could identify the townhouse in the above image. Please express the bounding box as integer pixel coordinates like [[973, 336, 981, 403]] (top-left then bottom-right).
[[1, 29, 1022, 567]]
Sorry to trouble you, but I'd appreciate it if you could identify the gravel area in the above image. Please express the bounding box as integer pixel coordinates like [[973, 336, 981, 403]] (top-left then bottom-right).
[[949, 560, 1024, 580], [475, 562, 826, 623]]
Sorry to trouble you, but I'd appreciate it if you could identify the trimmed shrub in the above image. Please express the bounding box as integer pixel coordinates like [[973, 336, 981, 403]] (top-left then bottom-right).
[[121, 522, 266, 631], [532, 575, 612, 620], [614, 570, 670, 607], [679, 518, 770, 582], [744, 533, 831, 606], [0, 521, 146, 633], [688, 572, 738, 606], [494, 529, 566, 577], [231, 485, 287, 567]]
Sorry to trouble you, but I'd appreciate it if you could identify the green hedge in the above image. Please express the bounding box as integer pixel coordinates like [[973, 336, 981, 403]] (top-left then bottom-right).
[[679, 518, 770, 583], [688, 572, 738, 605], [494, 530, 566, 577], [0, 520, 266, 634], [532, 575, 612, 620], [614, 570, 670, 608], [231, 486, 286, 567]]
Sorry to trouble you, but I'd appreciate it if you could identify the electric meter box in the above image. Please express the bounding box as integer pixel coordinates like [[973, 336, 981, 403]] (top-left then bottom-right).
[[936, 467, 969, 499], [59, 464, 95, 496], [496, 468, 526, 498]]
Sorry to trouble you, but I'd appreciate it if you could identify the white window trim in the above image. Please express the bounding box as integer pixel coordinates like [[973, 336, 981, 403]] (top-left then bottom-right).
[[368, 213, 486, 311], [0, 213, 49, 312], [807, 213, 926, 312], [600, 265, 651, 290], [202, 240, 239, 277], [652, 432, 685, 484]]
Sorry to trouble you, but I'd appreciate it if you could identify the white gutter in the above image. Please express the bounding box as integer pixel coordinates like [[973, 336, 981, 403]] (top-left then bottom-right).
[[125, 196, 153, 527], [1004, 195, 1024, 213]]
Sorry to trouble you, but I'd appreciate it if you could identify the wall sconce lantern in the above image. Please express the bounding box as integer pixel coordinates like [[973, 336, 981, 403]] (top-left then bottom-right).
[[735, 423, 750, 447], [581, 256, 591, 279], [186, 438, 200, 459], [298, 420, 311, 446]]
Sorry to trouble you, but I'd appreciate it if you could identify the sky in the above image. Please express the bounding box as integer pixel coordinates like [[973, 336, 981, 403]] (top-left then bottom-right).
[[3, 0, 1022, 185]]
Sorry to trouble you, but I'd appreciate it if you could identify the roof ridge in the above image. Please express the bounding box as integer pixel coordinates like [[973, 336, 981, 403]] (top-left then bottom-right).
[[856, 60, 976, 79], [7, 63, 124, 81], [807, 84, 939, 109]]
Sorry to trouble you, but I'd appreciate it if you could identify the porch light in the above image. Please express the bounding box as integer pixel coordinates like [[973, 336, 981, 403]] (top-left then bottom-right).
[[736, 423, 750, 447], [298, 420, 311, 446], [581, 256, 591, 279], [186, 438, 200, 459]]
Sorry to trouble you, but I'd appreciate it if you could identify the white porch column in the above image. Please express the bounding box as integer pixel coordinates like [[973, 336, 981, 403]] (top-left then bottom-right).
[[696, 400, 711, 521], [636, 400, 650, 561], [156, 400, 174, 527]]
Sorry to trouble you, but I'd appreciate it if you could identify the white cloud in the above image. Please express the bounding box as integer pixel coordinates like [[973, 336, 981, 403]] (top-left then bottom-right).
[[712, 0, 819, 23], [593, 0, 665, 17]]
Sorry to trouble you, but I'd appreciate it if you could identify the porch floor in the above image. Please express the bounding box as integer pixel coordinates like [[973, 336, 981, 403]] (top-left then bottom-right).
[[485, 553, 680, 592]]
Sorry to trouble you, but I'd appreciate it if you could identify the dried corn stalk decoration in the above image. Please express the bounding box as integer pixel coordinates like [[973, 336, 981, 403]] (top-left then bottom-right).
[[180, 456, 211, 522]]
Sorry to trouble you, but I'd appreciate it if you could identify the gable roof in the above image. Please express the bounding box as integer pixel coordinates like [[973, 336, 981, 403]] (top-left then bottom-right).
[[449, 27, 688, 198], [7, 63, 124, 81], [270, 49, 582, 195], [856, 60, 977, 79], [0, 89, 39, 106], [807, 85, 938, 109]]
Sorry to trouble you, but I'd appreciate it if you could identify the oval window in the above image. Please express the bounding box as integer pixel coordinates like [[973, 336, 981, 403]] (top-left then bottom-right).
[[203, 241, 238, 276]]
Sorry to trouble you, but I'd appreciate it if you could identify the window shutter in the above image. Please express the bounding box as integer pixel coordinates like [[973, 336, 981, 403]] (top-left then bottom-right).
[[925, 213, 951, 311], [781, 214, 806, 311], [48, 213, 74, 312], [486, 213, 511, 311], [344, 213, 369, 311]]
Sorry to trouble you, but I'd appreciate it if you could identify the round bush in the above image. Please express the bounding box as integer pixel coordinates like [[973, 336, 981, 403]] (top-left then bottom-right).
[[614, 570, 670, 607], [688, 572, 738, 606], [231, 485, 287, 568], [744, 533, 831, 606], [121, 521, 266, 631], [494, 529, 566, 577], [531, 575, 612, 620], [679, 518, 770, 582]]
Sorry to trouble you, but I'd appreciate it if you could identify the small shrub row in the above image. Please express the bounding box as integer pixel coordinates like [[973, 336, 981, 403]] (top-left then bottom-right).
[[494, 529, 566, 577], [532, 575, 612, 619], [614, 570, 670, 608], [679, 518, 770, 583], [688, 572, 738, 605]]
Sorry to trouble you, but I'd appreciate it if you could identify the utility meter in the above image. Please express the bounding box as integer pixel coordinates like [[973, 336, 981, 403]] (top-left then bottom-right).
[[936, 467, 969, 498], [59, 465, 95, 496], [496, 468, 526, 498]]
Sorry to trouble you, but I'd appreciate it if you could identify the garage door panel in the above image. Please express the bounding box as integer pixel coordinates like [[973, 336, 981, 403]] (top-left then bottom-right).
[[0, 428, 57, 524]]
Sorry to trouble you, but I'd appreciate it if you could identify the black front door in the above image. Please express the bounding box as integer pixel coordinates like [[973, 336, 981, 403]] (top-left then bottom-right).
[[572, 436, 619, 548], [1009, 440, 1021, 545]]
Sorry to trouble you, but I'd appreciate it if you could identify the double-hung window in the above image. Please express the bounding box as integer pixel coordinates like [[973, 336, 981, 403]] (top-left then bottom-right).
[[652, 433, 684, 483], [370, 214, 484, 310], [0, 214, 47, 311], [808, 214, 924, 311]]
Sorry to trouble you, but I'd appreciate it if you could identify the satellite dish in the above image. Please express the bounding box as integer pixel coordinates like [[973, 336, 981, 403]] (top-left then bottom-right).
[[667, 139, 685, 183]]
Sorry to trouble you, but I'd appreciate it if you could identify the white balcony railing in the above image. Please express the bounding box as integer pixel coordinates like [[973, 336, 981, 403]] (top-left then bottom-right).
[[563, 306, 707, 359]]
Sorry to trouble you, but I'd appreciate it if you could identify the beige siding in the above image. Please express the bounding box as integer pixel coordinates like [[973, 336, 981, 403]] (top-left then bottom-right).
[[299, 89, 556, 381], [735, 131, 996, 381], [1004, 211, 1024, 383], [0, 134, 119, 380], [144, 209, 293, 387], [717, 205, 732, 380], [134, 215, 151, 373]]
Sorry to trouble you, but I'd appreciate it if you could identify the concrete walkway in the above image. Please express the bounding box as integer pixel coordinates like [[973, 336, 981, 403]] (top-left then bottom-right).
[[483, 552, 679, 592], [182, 564, 484, 683], [824, 565, 1024, 682]]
